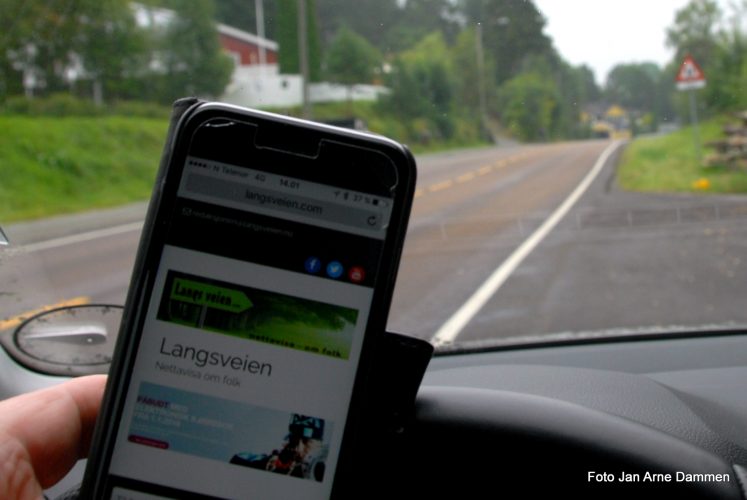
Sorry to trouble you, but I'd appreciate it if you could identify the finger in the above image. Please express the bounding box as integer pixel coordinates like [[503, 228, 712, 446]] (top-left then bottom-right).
[[0, 375, 107, 489]]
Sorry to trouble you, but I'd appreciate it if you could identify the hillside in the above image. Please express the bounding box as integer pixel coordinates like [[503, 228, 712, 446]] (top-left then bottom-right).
[[0, 116, 168, 222]]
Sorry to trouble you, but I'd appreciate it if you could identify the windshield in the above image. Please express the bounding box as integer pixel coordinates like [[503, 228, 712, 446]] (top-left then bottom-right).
[[2, 0, 746, 357]]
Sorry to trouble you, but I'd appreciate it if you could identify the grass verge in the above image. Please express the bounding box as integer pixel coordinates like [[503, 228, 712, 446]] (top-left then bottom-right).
[[617, 115, 747, 194], [0, 115, 168, 223], [1, 103, 487, 224]]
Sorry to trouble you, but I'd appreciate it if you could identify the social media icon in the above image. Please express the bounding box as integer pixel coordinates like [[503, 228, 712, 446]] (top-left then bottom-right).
[[305, 257, 322, 274], [326, 261, 344, 279], [348, 266, 365, 283]]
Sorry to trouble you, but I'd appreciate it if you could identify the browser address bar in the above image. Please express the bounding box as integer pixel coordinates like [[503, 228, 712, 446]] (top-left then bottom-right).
[[181, 172, 386, 234]]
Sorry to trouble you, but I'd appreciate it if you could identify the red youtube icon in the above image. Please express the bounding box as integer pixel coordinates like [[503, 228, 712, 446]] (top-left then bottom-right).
[[348, 266, 365, 283]]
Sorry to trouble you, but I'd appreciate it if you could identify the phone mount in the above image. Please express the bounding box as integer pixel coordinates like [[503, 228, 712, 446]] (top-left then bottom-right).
[[367, 330, 434, 430], [354, 330, 434, 488]]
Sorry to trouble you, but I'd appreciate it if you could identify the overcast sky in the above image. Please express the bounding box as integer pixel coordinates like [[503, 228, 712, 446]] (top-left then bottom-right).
[[533, 0, 698, 85]]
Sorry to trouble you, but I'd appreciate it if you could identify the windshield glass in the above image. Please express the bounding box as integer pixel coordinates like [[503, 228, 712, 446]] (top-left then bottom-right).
[[2, 0, 746, 356]]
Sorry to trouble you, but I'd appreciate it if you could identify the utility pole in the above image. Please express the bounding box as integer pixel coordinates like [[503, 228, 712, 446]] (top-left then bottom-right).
[[475, 22, 488, 140], [688, 89, 702, 164], [475, 17, 508, 143], [298, 0, 311, 119], [255, 0, 266, 68]]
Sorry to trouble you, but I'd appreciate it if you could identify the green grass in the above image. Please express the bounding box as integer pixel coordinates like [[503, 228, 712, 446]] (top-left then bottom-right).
[[617, 115, 747, 194], [0, 115, 168, 222], [0, 103, 486, 223]]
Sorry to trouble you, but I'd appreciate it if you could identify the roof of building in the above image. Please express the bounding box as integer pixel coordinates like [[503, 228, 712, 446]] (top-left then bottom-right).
[[132, 3, 278, 52], [217, 23, 278, 52]]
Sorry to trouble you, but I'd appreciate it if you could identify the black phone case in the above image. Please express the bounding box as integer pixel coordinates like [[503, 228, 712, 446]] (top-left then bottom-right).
[[80, 98, 431, 499]]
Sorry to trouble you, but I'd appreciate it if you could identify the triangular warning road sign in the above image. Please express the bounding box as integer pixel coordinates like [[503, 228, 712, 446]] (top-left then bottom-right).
[[676, 55, 706, 90], [676, 55, 705, 82]]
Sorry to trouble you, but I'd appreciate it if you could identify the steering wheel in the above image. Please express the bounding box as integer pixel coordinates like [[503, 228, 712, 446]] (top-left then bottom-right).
[[379, 386, 745, 499]]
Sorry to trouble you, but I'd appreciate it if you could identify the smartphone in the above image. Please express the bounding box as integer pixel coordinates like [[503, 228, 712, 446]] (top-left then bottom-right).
[[82, 101, 416, 499]]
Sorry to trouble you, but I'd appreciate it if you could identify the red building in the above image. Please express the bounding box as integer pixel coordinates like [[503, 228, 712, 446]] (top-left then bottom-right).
[[217, 23, 278, 67]]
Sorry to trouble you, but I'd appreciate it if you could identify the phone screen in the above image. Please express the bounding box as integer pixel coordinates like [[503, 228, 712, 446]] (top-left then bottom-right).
[[99, 116, 403, 499]]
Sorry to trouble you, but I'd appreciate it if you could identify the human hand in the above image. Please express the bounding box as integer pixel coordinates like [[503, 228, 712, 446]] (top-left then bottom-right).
[[0, 375, 106, 499]]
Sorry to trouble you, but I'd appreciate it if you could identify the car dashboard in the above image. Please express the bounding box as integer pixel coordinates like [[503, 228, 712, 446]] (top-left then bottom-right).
[[388, 331, 747, 498]]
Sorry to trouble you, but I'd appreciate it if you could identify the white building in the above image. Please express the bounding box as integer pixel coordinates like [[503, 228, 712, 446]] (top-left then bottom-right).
[[133, 3, 390, 109], [216, 23, 388, 109]]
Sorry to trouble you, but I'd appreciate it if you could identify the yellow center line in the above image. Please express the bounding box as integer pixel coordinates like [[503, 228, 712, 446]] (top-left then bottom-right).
[[421, 152, 534, 196], [457, 172, 475, 183], [0, 296, 90, 331], [428, 179, 454, 192]]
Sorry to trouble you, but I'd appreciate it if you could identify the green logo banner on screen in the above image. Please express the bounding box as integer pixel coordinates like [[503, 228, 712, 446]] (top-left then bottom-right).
[[159, 271, 359, 359], [171, 278, 253, 313]]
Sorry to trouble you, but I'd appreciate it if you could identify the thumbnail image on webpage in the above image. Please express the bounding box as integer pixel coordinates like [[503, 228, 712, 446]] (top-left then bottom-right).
[[156, 270, 359, 359], [129, 382, 332, 482]]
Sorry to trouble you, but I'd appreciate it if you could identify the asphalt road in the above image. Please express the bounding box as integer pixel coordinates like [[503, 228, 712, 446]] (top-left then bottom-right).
[[390, 140, 747, 346], [4, 139, 747, 346]]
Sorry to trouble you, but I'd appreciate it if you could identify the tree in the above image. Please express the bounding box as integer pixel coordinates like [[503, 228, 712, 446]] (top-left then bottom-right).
[[276, 0, 323, 81], [0, 0, 42, 97], [553, 61, 600, 139], [324, 26, 381, 110], [316, 0, 400, 49], [151, 0, 234, 103], [387, 0, 462, 48], [605, 63, 660, 113], [315, 0, 460, 54], [666, 0, 722, 66], [72, 0, 149, 104], [381, 32, 456, 140], [604, 63, 666, 133], [506, 53, 598, 140], [576, 65, 601, 103], [451, 26, 496, 114], [499, 69, 560, 142], [0, 0, 147, 101], [662, 0, 747, 117], [703, 1, 747, 111], [0, 0, 80, 96], [461, 0, 553, 85]]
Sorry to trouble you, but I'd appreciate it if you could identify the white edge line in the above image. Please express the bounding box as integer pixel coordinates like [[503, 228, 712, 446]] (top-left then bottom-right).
[[18, 221, 144, 253], [430, 140, 625, 347]]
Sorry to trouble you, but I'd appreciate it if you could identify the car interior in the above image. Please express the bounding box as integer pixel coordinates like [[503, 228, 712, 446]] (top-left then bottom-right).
[[394, 330, 747, 498], [2, 1, 747, 498]]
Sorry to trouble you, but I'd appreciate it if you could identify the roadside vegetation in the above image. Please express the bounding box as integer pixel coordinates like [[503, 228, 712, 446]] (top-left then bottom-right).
[[617, 115, 747, 194], [2, 0, 747, 221], [618, 0, 747, 195], [0, 113, 168, 222], [275, 101, 487, 154]]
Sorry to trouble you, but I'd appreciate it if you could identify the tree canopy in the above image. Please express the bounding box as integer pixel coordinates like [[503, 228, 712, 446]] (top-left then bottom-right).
[[665, 0, 747, 115], [14, 0, 747, 144], [276, 0, 323, 81], [325, 26, 380, 87], [0, 0, 233, 104]]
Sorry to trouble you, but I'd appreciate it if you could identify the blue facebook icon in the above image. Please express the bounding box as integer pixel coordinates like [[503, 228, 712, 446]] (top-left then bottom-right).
[[304, 256, 322, 274]]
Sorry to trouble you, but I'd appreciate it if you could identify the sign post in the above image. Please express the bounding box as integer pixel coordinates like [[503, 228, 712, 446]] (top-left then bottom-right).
[[675, 55, 707, 164]]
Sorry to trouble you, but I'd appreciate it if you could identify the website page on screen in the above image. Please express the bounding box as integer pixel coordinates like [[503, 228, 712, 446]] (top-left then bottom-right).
[[107, 156, 393, 499]]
